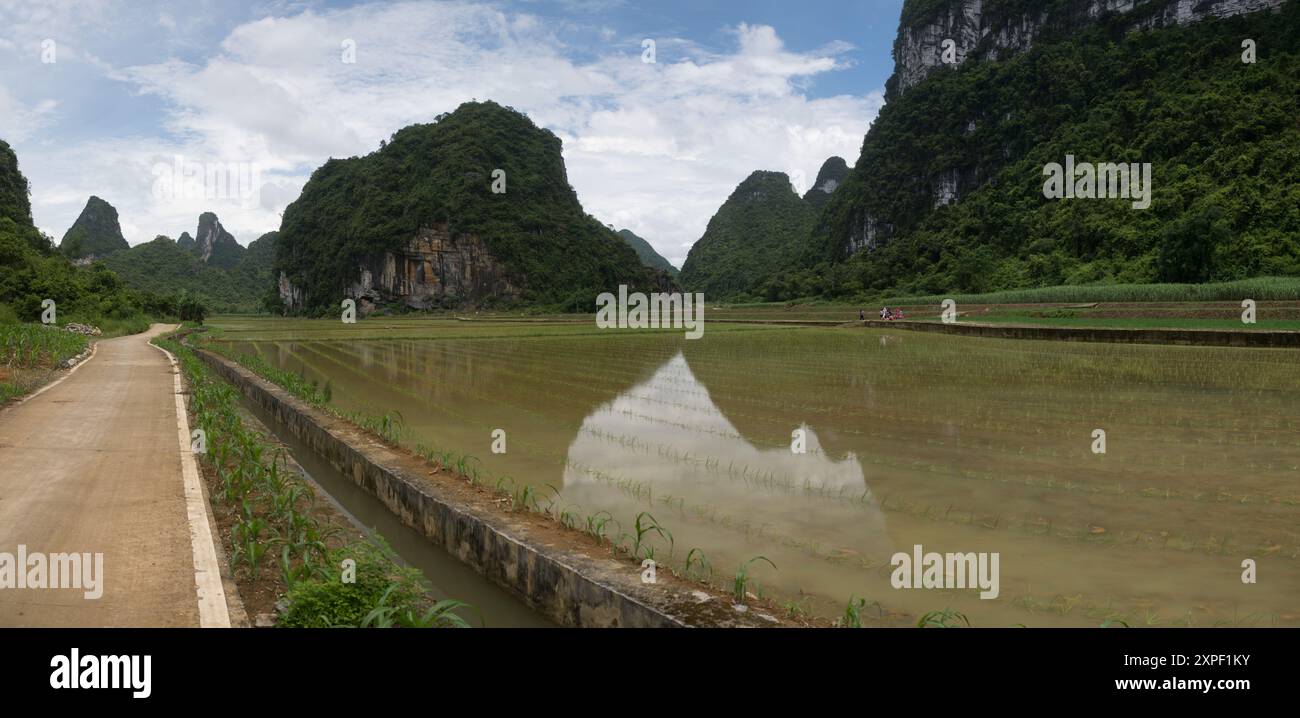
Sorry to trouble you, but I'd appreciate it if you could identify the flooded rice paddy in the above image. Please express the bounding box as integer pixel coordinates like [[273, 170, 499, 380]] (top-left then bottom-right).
[[209, 317, 1300, 627]]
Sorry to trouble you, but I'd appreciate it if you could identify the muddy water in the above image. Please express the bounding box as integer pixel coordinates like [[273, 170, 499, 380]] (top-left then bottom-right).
[[215, 321, 1300, 627], [240, 395, 552, 627]]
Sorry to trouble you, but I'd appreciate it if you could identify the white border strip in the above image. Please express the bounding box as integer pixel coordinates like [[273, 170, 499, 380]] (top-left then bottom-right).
[[150, 336, 231, 628]]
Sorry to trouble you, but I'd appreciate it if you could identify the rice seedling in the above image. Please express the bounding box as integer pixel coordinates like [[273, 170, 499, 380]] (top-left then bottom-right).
[[225, 349, 332, 406], [200, 317, 1300, 627], [882, 276, 1300, 306], [351, 409, 406, 444]]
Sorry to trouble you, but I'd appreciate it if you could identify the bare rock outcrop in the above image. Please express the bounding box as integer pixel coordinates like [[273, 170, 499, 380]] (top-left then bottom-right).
[[278, 223, 518, 315], [892, 0, 1285, 96]]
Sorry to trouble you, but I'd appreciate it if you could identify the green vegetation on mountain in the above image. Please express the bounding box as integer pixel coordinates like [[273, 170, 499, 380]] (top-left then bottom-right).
[[805, 0, 1300, 300], [239, 230, 279, 289], [194, 212, 245, 270], [679, 171, 817, 299], [103, 227, 276, 313], [0, 140, 31, 229], [275, 100, 662, 313], [0, 139, 170, 335], [617, 229, 678, 277], [803, 156, 849, 211], [59, 196, 129, 260]]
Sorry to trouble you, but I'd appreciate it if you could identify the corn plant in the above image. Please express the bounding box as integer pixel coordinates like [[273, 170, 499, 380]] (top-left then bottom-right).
[[630, 512, 673, 559], [732, 556, 776, 605], [841, 595, 881, 627], [361, 585, 472, 629], [510, 484, 536, 513], [232, 515, 269, 574], [784, 596, 810, 620], [917, 608, 970, 628], [683, 548, 711, 581], [584, 511, 618, 542]]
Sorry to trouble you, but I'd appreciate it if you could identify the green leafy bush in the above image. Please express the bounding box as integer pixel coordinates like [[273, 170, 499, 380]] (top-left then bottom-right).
[[277, 539, 469, 628]]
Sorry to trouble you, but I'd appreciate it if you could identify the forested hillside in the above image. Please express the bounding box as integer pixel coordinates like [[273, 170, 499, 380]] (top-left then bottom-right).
[[275, 101, 665, 313], [617, 229, 679, 277], [806, 0, 1299, 299], [102, 230, 276, 313], [679, 171, 818, 299], [0, 140, 169, 329]]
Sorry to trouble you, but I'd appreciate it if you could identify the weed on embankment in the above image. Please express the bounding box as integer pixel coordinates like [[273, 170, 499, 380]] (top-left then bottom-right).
[[157, 331, 470, 628]]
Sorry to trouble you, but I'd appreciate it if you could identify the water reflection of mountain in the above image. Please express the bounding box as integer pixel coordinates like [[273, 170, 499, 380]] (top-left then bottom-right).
[[255, 336, 675, 430], [679, 335, 875, 459], [563, 352, 892, 559]]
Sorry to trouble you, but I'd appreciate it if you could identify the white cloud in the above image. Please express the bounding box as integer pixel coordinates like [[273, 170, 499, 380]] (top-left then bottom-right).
[[0, 88, 58, 142], [7, 0, 883, 267]]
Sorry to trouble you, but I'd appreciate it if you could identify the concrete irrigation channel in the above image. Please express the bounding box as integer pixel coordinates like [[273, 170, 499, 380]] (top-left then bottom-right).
[[237, 396, 552, 628], [193, 347, 796, 628]]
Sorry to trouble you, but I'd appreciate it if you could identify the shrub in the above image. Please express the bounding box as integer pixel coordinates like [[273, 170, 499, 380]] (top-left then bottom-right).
[[277, 537, 467, 628]]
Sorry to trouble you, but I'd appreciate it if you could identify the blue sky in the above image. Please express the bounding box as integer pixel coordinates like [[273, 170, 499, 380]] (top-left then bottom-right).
[[0, 0, 904, 266]]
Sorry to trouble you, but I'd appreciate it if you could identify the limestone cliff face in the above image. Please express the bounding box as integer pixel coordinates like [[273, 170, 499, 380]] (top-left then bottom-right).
[[278, 223, 518, 314], [194, 212, 244, 269], [839, 0, 1286, 256], [277, 271, 303, 311], [892, 0, 1284, 96], [846, 216, 894, 254]]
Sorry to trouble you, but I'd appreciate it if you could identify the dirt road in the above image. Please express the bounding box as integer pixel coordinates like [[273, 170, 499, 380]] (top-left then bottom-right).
[[0, 324, 225, 627]]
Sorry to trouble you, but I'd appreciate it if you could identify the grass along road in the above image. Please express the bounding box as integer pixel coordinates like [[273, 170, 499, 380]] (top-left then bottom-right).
[[0, 324, 227, 627]]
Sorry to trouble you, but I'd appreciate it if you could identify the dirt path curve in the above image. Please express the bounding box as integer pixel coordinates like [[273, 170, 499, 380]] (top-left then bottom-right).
[[0, 324, 225, 627]]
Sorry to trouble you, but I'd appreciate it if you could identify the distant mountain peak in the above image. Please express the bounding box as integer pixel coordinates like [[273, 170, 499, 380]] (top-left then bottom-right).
[[733, 170, 801, 203], [59, 195, 129, 261], [274, 99, 663, 313], [0, 139, 33, 227], [190, 212, 244, 269], [617, 228, 679, 277], [810, 157, 848, 194], [679, 170, 817, 298], [803, 157, 849, 210]]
